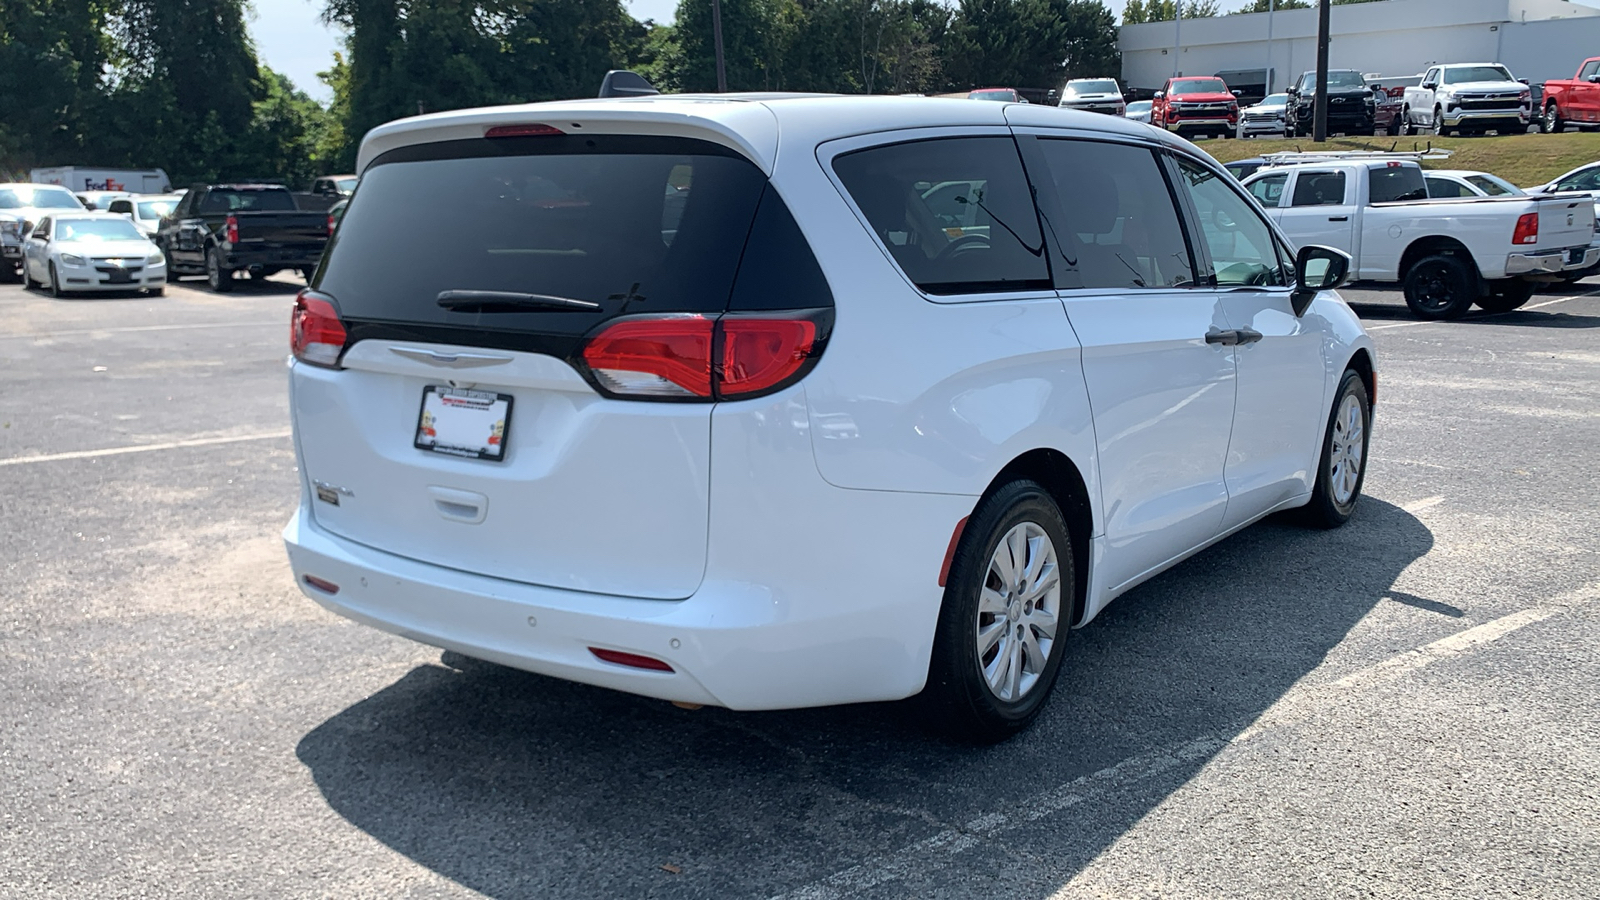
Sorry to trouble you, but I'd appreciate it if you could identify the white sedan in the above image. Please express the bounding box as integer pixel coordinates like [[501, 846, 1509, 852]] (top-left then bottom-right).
[[20, 212, 167, 297]]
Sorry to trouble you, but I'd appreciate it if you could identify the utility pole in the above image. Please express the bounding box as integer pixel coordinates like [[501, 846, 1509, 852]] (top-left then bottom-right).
[[1265, 0, 1275, 95], [1174, 1, 1183, 78], [711, 0, 728, 93], [1313, 0, 1331, 141]]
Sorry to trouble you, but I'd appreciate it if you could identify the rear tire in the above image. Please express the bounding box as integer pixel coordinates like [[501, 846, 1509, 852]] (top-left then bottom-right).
[[1403, 254, 1476, 319], [206, 246, 233, 293], [1299, 370, 1371, 529], [923, 480, 1075, 744], [1476, 279, 1535, 313]]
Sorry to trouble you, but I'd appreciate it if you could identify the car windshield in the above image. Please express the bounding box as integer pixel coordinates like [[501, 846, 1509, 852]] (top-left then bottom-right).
[[1067, 81, 1118, 95], [336, 178, 358, 192], [969, 90, 1018, 102], [1127, 101, 1152, 112], [1442, 66, 1514, 84], [1465, 174, 1522, 196], [1172, 79, 1227, 96], [1327, 71, 1367, 88], [0, 186, 83, 209], [137, 199, 177, 219], [1258, 94, 1287, 107], [56, 218, 146, 242]]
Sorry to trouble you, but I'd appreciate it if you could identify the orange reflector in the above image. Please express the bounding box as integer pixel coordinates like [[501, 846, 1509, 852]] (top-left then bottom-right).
[[303, 574, 340, 595], [484, 123, 564, 138], [938, 516, 970, 587], [590, 647, 674, 672]]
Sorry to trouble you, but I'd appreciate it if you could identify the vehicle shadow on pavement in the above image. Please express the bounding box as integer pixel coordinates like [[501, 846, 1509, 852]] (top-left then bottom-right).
[[170, 276, 305, 296], [1346, 302, 1600, 329], [296, 499, 1431, 899]]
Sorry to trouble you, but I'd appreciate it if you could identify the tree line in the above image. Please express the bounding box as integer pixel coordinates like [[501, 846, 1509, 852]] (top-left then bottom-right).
[[2, 0, 1122, 185], [1125, 0, 1385, 22]]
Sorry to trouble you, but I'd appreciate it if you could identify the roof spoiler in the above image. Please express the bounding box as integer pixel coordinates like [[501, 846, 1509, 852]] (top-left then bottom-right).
[[598, 70, 660, 99]]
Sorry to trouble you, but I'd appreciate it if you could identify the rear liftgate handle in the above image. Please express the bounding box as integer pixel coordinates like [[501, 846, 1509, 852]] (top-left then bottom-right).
[[428, 486, 489, 524]]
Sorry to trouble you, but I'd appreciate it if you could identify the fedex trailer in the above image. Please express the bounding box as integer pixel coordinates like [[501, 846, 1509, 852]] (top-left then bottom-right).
[[29, 167, 171, 194]]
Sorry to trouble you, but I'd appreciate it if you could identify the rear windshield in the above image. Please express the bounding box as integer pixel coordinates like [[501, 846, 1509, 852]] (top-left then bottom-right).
[[200, 189, 296, 213], [316, 134, 821, 342], [1368, 165, 1428, 203]]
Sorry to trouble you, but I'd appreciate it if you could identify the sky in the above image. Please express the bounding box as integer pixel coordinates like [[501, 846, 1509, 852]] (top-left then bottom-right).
[[251, 0, 1600, 105]]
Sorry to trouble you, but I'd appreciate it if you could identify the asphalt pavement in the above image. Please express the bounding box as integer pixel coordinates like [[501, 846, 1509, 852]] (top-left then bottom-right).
[[2, 273, 1597, 898]]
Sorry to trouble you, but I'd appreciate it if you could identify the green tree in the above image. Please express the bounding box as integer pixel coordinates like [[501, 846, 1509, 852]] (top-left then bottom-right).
[[1231, 0, 1311, 11], [943, 0, 1119, 93], [1123, 0, 1219, 24], [238, 68, 334, 186], [0, 0, 115, 172]]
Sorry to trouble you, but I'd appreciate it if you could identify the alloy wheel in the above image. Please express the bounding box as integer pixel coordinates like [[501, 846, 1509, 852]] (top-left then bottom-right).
[[1410, 261, 1457, 313], [975, 522, 1061, 703], [1328, 394, 1365, 506]]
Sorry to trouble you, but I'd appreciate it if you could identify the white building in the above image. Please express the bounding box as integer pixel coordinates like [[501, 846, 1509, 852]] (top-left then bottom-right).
[[1119, 0, 1600, 96]]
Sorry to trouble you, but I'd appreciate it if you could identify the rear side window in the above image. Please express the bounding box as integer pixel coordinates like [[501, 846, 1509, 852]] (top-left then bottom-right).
[[1291, 171, 1347, 207], [1249, 173, 1287, 206], [1031, 139, 1195, 290], [728, 185, 833, 311], [833, 137, 1050, 295], [1368, 165, 1428, 203], [316, 135, 774, 345]]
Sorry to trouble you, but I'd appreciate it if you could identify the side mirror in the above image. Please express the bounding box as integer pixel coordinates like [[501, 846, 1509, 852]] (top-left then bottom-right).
[[1153, 91, 1165, 100], [1422, 81, 1437, 90], [1292, 245, 1352, 315], [1518, 78, 1530, 85], [1589, 75, 1600, 84], [1370, 84, 1383, 92], [1232, 89, 1243, 97]]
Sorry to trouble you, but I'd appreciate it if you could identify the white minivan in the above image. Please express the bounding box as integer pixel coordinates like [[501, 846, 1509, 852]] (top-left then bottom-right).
[[284, 95, 1375, 741]]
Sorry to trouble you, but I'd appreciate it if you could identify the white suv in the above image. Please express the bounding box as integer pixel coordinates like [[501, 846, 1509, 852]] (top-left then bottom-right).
[[284, 96, 1376, 741]]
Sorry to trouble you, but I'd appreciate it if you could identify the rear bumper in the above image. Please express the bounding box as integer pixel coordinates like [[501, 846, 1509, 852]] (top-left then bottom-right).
[[222, 245, 325, 270], [1505, 245, 1600, 275]]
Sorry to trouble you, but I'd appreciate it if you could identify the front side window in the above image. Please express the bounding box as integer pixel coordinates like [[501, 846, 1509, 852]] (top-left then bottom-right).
[[1556, 167, 1600, 192], [1464, 175, 1519, 197], [1249, 173, 1288, 207], [833, 136, 1050, 295], [1291, 171, 1348, 207], [1033, 139, 1194, 291], [1175, 158, 1288, 287], [33, 218, 51, 239], [1426, 177, 1469, 199]]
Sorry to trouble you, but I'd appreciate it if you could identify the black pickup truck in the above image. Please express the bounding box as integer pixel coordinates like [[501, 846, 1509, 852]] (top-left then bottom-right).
[[156, 184, 330, 292]]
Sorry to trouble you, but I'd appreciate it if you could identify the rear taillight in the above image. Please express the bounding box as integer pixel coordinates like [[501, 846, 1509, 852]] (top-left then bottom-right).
[[1513, 212, 1539, 245], [291, 290, 347, 368], [485, 123, 564, 138], [327, 213, 336, 236], [225, 215, 239, 244], [578, 312, 826, 401]]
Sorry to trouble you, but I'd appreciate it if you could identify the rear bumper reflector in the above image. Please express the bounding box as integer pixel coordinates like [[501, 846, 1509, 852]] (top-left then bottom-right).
[[303, 574, 340, 595], [590, 647, 674, 672], [937, 516, 970, 587]]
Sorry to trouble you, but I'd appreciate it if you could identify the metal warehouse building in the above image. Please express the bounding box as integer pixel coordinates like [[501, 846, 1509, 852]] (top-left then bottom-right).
[[1118, 0, 1600, 98]]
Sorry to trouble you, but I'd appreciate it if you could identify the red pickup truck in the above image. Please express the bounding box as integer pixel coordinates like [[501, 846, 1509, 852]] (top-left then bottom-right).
[[1151, 76, 1239, 140], [1540, 58, 1600, 133]]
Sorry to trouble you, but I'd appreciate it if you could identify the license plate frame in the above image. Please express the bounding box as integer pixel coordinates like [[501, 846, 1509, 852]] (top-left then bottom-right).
[[1568, 247, 1586, 266], [414, 385, 514, 462]]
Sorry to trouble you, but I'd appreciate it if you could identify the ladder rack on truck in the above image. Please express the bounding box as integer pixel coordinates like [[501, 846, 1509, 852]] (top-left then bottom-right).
[[1259, 148, 1454, 167]]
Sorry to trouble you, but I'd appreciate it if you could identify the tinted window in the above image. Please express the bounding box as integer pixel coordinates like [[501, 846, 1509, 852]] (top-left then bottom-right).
[[201, 189, 297, 213], [834, 137, 1050, 294], [1426, 177, 1469, 199], [317, 135, 769, 342], [727, 185, 833, 311], [1032, 139, 1193, 290], [1368, 165, 1428, 203], [1291, 171, 1347, 207], [1557, 167, 1600, 191], [1464, 175, 1518, 196], [109, 200, 134, 214], [1175, 159, 1289, 287], [1249, 173, 1287, 206], [1583, 60, 1600, 81]]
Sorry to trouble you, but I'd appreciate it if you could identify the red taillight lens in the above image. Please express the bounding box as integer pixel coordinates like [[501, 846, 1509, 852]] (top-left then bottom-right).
[[485, 123, 564, 138], [291, 290, 347, 368], [1513, 212, 1539, 245], [579, 313, 826, 401], [225, 215, 239, 244], [581, 316, 715, 398], [589, 648, 674, 672], [327, 213, 336, 236], [719, 318, 817, 398]]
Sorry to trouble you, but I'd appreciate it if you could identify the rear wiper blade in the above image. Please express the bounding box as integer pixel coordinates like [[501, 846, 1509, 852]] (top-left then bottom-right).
[[436, 290, 600, 312]]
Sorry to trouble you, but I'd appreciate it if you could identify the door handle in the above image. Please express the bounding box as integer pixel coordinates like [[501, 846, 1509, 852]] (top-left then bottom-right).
[[1328, 216, 1349, 222], [1235, 327, 1264, 345], [1205, 329, 1242, 346]]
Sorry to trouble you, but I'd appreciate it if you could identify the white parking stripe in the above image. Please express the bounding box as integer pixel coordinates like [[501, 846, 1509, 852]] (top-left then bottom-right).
[[0, 430, 292, 467], [769, 581, 1600, 900], [1401, 495, 1446, 513], [0, 321, 281, 340], [1365, 288, 1600, 331]]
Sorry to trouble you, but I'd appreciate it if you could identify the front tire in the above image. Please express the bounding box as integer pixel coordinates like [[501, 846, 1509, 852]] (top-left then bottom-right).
[[1433, 107, 1453, 137], [1300, 370, 1371, 529], [206, 246, 233, 293], [924, 480, 1075, 744], [20, 262, 35, 290], [1403, 254, 1476, 319], [1402, 107, 1417, 136], [1476, 279, 1535, 313], [48, 262, 64, 298], [1544, 102, 1563, 134]]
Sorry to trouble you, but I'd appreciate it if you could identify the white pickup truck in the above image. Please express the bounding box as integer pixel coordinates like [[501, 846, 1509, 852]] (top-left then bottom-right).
[[1241, 155, 1598, 318], [1401, 63, 1532, 136]]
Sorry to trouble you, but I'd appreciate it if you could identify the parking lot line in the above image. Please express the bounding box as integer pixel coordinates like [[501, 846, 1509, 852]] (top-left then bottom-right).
[[1402, 495, 1446, 513], [1365, 288, 1600, 331], [770, 580, 1600, 900], [0, 321, 282, 341], [0, 430, 292, 467]]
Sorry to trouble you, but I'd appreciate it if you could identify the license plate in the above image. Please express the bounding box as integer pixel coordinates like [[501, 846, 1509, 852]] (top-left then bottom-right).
[[414, 386, 513, 461], [1569, 248, 1586, 265], [105, 269, 134, 284]]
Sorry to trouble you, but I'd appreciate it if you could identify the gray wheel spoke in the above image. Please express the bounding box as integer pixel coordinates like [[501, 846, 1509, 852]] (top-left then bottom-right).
[[1006, 528, 1028, 589], [1020, 629, 1048, 674], [976, 619, 1006, 658], [1023, 535, 1046, 590], [1005, 636, 1022, 699], [1021, 564, 1060, 603], [979, 587, 1008, 617], [1027, 606, 1059, 641], [984, 634, 1012, 694]]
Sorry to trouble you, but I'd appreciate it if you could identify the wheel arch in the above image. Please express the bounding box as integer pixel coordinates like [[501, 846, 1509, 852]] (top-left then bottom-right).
[[1345, 347, 1376, 410], [976, 449, 1094, 628], [1399, 235, 1481, 289]]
